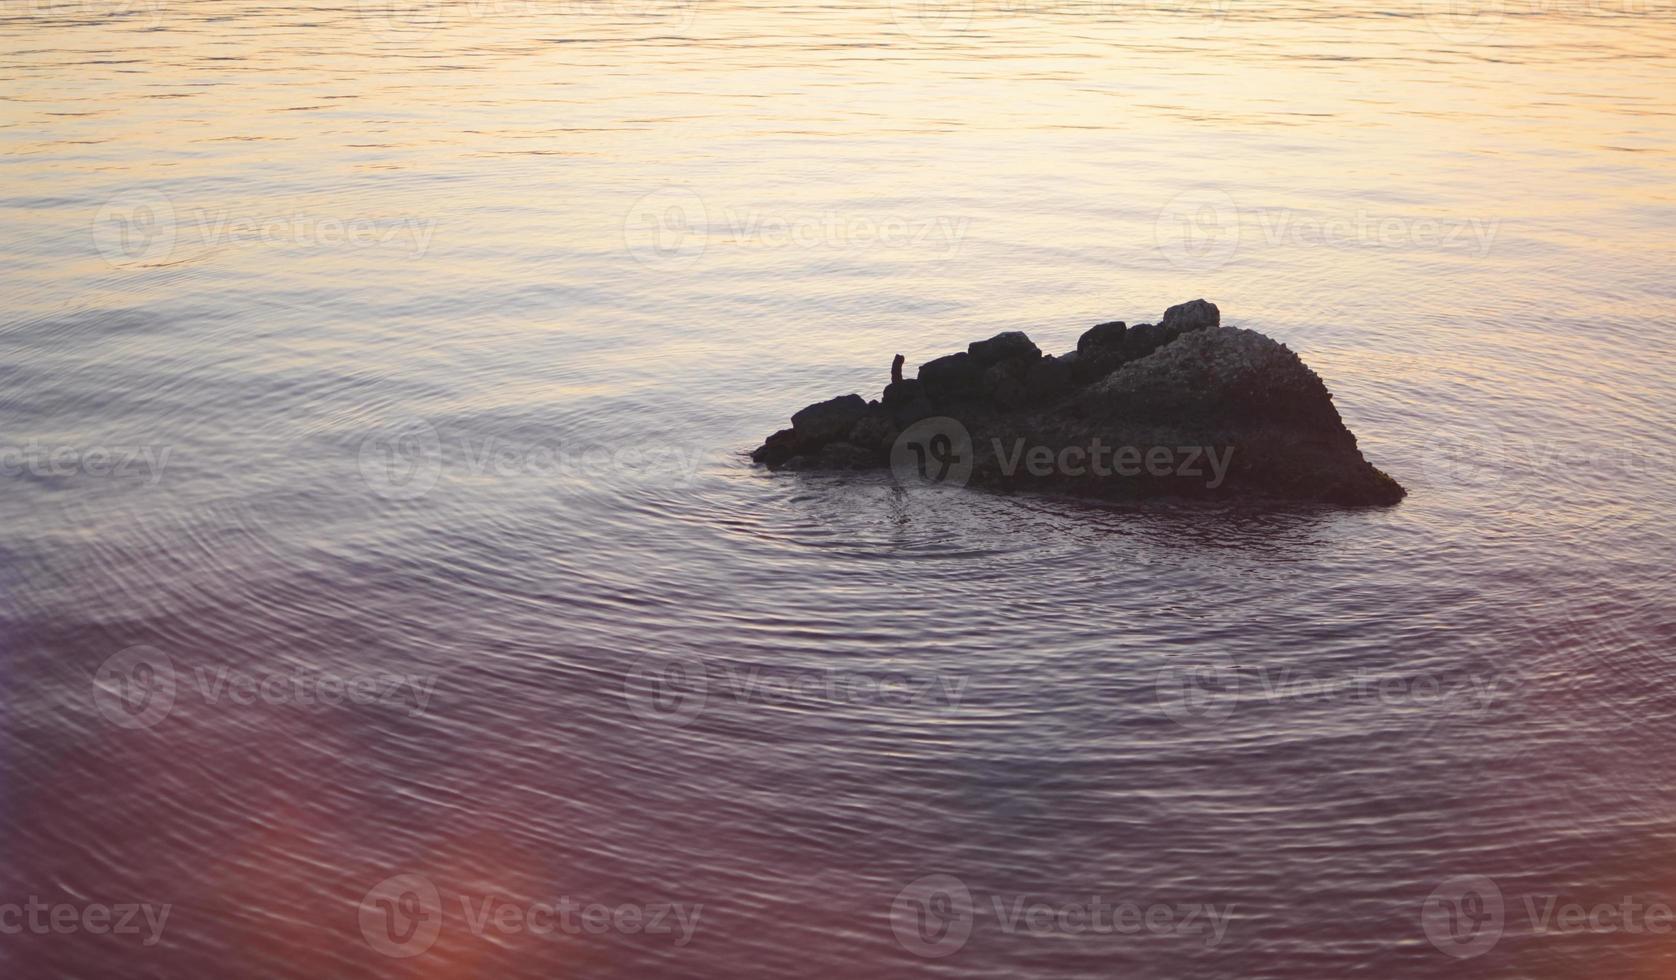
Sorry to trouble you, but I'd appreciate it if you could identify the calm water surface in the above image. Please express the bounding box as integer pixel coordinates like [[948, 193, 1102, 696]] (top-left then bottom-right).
[[1, 0, 1673, 976]]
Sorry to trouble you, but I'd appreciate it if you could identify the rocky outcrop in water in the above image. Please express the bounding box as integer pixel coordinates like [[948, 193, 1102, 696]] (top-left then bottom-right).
[[750, 300, 1406, 506]]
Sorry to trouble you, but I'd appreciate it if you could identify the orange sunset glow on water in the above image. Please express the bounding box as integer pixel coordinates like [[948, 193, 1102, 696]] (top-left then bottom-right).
[[1, 0, 1672, 977]]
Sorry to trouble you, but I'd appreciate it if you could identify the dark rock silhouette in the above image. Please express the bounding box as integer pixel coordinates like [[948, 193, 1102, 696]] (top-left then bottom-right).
[[968, 330, 1040, 365], [750, 299, 1406, 506], [1161, 297, 1220, 332]]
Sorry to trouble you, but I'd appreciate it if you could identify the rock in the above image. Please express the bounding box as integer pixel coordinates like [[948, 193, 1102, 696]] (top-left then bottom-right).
[[1072, 322, 1131, 383], [750, 300, 1405, 507], [848, 415, 898, 458], [1010, 326, 1401, 504], [791, 394, 867, 444], [893, 394, 934, 428], [1122, 322, 1179, 361], [1160, 298, 1219, 333], [1071, 354, 1120, 385], [918, 352, 983, 404], [982, 363, 1027, 409], [882, 378, 921, 407], [750, 427, 800, 466], [968, 331, 1041, 366], [881, 378, 934, 427], [1025, 354, 1073, 402], [814, 442, 877, 470], [1077, 321, 1126, 355]]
